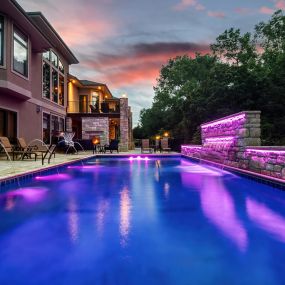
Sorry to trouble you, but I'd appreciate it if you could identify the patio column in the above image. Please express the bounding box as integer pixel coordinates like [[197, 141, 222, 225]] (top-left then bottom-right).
[[120, 98, 129, 152]]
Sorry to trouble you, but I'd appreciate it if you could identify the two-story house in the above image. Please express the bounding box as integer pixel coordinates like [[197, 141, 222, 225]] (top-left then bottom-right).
[[67, 75, 133, 151], [0, 0, 78, 145]]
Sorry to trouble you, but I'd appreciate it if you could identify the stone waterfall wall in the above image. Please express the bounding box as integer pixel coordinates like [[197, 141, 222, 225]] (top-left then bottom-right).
[[182, 111, 285, 180], [120, 98, 129, 152]]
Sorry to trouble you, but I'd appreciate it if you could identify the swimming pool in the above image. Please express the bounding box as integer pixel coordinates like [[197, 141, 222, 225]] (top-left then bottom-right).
[[0, 157, 285, 285]]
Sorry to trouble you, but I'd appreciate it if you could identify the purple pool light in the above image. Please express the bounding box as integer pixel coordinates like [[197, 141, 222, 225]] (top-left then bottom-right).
[[205, 136, 235, 143], [5, 187, 48, 202], [201, 113, 245, 129], [181, 145, 202, 150], [35, 174, 71, 181], [245, 148, 285, 155], [129, 156, 150, 161]]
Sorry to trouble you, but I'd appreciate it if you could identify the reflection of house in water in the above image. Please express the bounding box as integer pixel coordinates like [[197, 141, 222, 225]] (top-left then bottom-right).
[[120, 186, 132, 247], [67, 76, 133, 151]]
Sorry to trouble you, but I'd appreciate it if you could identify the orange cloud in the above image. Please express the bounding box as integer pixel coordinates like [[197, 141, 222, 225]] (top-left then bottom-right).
[[76, 42, 210, 88]]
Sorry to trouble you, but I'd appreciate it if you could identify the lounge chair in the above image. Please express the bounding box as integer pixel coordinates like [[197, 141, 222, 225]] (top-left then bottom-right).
[[104, 140, 119, 153], [161, 138, 171, 153], [40, 144, 57, 165], [141, 139, 152, 153], [0, 137, 28, 160]]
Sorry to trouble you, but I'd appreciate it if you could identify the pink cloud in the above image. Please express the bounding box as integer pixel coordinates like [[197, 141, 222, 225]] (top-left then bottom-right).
[[55, 18, 114, 47], [259, 6, 275, 14], [173, 0, 205, 11], [235, 7, 251, 15], [77, 42, 210, 88], [275, 0, 285, 9], [207, 11, 225, 18]]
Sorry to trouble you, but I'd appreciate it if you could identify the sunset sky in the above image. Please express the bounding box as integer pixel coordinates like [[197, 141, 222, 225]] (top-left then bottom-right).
[[18, 0, 282, 124]]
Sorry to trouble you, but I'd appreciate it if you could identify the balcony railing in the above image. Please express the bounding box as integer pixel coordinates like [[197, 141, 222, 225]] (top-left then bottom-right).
[[67, 101, 120, 114]]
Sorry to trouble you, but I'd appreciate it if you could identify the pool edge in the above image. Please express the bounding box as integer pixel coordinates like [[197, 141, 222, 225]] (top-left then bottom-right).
[[182, 155, 285, 190]]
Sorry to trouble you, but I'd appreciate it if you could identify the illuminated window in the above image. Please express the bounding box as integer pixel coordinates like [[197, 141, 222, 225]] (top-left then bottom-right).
[[42, 50, 65, 106], [13, 28, 28, 77], [43, 61, 50, 99]]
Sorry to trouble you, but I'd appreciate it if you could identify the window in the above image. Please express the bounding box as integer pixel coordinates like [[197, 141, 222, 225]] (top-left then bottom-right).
[[43, 113, 65, 144], [13, 28, 28, 77], [43, 113, 51, 144], [52, 68, 58, 103], [43, 51, 50, 61], [59, 74, 64, 106], [51, 51, 58, 67], [59, 118, 65, 132], [43, 61, 50, 99], [0, 16, 4, 66], [59, 59, 64, 73], [42, 50, 65, 106]]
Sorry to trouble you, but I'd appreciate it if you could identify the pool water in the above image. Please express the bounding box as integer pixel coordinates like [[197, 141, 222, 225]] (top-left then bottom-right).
[[0, 157, 285, 285]]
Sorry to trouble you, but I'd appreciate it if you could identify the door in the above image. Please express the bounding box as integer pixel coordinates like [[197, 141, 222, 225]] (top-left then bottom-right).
[[79, 95, 88, 113]]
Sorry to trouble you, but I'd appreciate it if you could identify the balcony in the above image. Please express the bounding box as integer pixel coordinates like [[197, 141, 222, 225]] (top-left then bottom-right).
[[67, 100, 120, 116]]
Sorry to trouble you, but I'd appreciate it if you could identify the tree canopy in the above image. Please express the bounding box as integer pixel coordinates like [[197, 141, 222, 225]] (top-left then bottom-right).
[[135, 10, 285, 145]]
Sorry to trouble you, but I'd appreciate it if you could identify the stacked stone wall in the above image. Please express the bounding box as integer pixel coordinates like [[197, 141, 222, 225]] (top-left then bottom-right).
[[120, 98, 129, 152], [181, 111, 285, 180], [82, 117, 109, 145]]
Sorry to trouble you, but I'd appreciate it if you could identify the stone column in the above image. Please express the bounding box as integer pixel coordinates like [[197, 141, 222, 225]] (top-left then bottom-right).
[[120, 98, 129, 152]]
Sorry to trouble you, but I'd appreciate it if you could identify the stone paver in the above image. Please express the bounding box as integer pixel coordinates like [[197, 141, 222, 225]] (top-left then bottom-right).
[[0, 149, 178, 180]]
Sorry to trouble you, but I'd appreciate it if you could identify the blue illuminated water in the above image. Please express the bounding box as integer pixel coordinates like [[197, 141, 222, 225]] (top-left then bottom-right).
[[0, 157, 285, 285]]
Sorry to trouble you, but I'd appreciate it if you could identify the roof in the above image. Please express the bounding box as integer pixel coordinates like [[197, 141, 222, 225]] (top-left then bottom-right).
[[1, 0, 51, 52], [68, 74, 119, 100], [27, 12, 79, 65], [80, 80, 105, 86]]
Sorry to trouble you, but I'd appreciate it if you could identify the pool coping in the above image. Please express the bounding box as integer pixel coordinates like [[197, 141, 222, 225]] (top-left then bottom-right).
[[182, 155, 285, 190], [1, 153, 284, 190], [0, 153, 180, 187]]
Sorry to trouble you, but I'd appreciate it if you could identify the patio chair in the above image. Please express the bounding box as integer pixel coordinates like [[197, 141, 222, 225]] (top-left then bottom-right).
[[161, 138, 171, 153], [62, 132, 84, 154], [40, 144, 57, 165], [104, 140, 119, 153], [141, 139, 152, 153], [0, 137, 28, 160], [89, 104, 98, 113]]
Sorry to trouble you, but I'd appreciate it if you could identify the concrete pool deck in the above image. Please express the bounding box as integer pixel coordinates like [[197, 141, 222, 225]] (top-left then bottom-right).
[[0, 150, 179, 181]]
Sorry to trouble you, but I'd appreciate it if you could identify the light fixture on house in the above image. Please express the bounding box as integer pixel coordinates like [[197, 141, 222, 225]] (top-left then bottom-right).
[[163, 132, 169, 138], [121, 93, 127, 98], [155, 135, 160, 140], [36, 105, 41, 113]]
